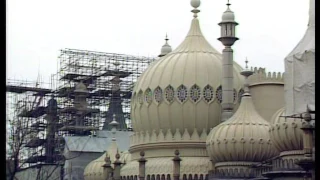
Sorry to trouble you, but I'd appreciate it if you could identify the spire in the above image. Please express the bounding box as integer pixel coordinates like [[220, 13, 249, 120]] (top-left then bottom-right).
[[190, 0, 201, 18], [226, 0, 231, 8], [240, 58, 253, 94], [308, 0, 315, 27], [165, 33, 169, 43]]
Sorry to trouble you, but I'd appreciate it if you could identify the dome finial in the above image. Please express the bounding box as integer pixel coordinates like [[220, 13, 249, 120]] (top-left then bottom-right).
[[245, 57, 249, 69], [227, 0, 231, 7], [240, 58, 253, 94], [109, 114, 119, 141], [190, 0, 201, 18], [165, 33, 169, 43]]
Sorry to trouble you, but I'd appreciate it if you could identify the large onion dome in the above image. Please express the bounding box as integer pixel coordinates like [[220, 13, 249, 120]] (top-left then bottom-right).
[[206, 67, 277, 166], [131, 1, 244, 137]]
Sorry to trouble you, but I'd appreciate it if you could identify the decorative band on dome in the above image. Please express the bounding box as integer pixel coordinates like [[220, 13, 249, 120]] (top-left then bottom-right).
[[215, 86, 237, 104], [144, 88, 152, 104], [177, 85, 188, 103], [165, 85, 175, 103], [190, 84, 201, 103], [133, 85, 241, 106], [154, 86, 163, 104], [203, 85, 214, 103]]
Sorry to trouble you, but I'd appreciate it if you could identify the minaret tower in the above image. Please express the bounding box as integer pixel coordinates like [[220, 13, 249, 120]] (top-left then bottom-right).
[[218, 0, 239, 121]]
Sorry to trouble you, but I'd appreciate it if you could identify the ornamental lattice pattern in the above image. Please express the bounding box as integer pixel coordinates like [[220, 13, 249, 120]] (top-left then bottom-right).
[[144, 88, 152, 104], [136, 85, 241, 104], [190, 84, 201, 102], [165, 85, 175, 103], [203, 85, 214, 103], [177, 85, 188, 103], [154, 87, 163, 103], [216, 86, 222, 103], [233, 89, 237, 103]]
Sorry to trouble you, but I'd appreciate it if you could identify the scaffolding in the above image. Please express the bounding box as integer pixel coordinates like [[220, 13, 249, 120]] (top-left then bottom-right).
[[6, 79, 64, 168], [6, 48, 155, 167], [52, 48, 155, 136]]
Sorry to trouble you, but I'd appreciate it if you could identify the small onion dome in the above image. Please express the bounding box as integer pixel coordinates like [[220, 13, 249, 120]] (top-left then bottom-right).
[[206, 93, 277, 163], [159, 35, 172, 57], [221, 3, 235, 22], [269, 107, 311, 153], [84, 140, 119, 180], [74, 82, 89, 94]]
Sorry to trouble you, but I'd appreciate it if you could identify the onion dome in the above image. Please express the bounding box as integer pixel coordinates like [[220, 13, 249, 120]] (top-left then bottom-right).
[[159, 34, 172, 57], [206, 61, 277, 164], [131, 0, 244, 136], [121, 157, 210, 178], [84, 116, 129, 180], [269, 107, 305, 153], [221, 1, 235, 22], [83, 140, 118, 180]]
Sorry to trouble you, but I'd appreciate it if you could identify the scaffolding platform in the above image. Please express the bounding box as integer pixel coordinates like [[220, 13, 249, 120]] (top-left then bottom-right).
[[25, 137, 46, 148], [6, 85, 52, 94], [99, 70, 132, 78], [6, 48, 155, 166], [30, 122, 46, 131], [89, 89, 132, 99], [58, 107, 100, 116], [25, 155, 47, 163], [59, 126, 99, 131], [18, 106, 46, 118]]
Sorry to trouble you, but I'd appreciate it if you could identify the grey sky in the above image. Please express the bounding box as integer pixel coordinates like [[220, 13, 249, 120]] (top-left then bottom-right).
[[7, 0, 309, 84]]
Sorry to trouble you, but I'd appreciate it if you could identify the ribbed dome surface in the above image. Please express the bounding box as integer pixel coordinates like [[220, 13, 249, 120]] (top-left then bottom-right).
[[269, 107, 305, 152], [131, 16, 244, 135], [84, 141, 129, 180], [121, 157, 210, 177], [206, 94, 277, 163]]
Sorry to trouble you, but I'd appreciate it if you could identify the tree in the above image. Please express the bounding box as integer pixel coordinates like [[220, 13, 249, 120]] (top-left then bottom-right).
[[6, 112, 62, 180]]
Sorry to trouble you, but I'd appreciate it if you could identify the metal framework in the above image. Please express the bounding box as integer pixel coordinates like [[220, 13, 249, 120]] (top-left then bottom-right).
[[52, 48, 154, 135], [6, 78, 62, 167], [6, 48, 155, 167]]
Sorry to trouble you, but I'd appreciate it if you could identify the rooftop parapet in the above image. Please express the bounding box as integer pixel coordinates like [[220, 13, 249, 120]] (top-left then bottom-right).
[[248, 67, 284, 86]]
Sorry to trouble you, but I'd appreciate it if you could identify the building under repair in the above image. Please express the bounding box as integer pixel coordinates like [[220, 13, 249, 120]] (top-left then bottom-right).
[[7, 0, 315, 179], [6, 48, 155, 180]]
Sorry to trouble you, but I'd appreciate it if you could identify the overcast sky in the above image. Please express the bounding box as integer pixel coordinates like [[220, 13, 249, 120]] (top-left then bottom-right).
[[7, 0, 309, 85]]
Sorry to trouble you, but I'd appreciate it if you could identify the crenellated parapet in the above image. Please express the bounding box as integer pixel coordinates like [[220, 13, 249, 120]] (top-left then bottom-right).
[[130, 128, 208, 147], [248, 67, 284, 86]]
